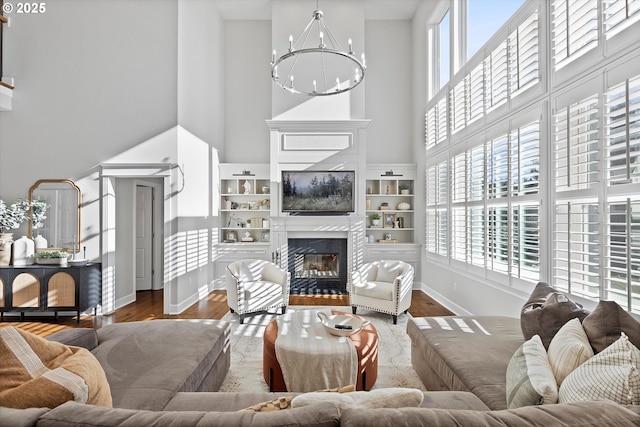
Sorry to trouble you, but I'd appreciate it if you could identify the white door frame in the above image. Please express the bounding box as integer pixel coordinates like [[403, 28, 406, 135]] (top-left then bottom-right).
[[100, 163, 175, 314]]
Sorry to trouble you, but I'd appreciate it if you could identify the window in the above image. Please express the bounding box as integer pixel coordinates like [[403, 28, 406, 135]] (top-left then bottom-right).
[[552, 0, 598, 70], [429, 120, 541, 281], [603, 0, 640, 38], [468, 0, 525, 59], [439, 10, 451, 89]]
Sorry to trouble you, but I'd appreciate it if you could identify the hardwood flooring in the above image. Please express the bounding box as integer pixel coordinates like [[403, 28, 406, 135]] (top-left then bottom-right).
[[0, 290, 454, 337]]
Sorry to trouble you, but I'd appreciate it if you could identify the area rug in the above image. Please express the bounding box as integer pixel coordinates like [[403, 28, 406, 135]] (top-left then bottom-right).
[[218, 306, 426, 392]]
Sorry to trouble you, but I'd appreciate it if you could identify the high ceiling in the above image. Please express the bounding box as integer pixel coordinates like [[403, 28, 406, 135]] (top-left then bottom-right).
[[213, 0, 422, 21]]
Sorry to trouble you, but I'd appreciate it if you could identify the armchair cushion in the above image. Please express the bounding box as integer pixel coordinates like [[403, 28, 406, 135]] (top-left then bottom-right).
[[354, 281, 394, 301]]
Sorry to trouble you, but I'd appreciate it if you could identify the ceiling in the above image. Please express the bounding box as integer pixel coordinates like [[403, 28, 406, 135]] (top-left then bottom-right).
[[213, 0, 423, 21]]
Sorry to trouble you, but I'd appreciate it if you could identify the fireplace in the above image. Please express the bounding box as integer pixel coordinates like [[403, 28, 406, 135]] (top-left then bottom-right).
[[288, 238, 348, 294]]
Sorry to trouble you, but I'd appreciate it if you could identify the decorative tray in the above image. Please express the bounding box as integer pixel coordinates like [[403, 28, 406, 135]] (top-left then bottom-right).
[[317, 312, 370, 337]]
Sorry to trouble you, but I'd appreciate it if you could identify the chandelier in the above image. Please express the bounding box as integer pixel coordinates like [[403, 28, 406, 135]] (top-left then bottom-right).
[[270, 5, 366, 96]]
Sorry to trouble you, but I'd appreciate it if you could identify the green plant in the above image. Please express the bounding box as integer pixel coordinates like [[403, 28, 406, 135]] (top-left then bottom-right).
[[31, 200, 49, 229], [34, 250, 69, 259], [0, 199, 31, 232], [370, 213, 381, 220], [398, 183, 410, 191]]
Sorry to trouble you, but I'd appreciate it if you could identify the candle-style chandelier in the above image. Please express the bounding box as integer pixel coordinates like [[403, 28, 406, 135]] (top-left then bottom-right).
[[270, 4, 366, 96]]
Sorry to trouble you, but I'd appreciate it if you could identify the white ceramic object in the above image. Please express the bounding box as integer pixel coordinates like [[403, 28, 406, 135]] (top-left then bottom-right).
[[317, 312, 370, 337], [69, 258, 88, 267], [12, 236, 34, 265], [34, 234, 48, 249], [397, 202, 411, 210]]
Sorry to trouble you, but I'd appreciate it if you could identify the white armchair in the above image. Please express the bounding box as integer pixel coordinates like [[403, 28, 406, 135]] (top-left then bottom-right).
[[226, 259, 290, 324], [348, 260, 414, 324]]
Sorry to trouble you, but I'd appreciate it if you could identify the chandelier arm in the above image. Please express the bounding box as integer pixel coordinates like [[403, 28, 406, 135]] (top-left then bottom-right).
[[283, 20, 316, 88]]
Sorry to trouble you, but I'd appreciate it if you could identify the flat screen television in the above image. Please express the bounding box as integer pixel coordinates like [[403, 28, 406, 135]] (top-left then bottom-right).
[[281, 170, 355, 215]]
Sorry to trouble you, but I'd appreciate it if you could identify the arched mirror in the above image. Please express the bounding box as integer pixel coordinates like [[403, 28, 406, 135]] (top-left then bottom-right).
[[28, 179, 81, 251]]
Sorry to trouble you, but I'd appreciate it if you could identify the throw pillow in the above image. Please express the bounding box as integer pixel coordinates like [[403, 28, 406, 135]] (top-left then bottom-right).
[[0, 326, 112, 409], [241, 384, 355, 412], [559, 332, 640, 405], [505, 334, 558, 408], [547, 318, 594, 386], [582, 300, 640, 354], [376, 262, 401, 283], [290, 387, 423, 413], [520, 281, 590, 349], [239, 261, 261, 282]]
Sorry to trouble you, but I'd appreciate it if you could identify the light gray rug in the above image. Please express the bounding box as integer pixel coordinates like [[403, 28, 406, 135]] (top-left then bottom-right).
[[218, 306, 426, 392]]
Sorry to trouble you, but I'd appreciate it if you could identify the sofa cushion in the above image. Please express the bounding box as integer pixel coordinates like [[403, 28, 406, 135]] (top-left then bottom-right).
[[407, 316, 524, 410], [520, 282, 590, 349], [38, 400, 341, 427], [0, 327, 112, 409], [582, 300, 640, 354], [559, 333, 640, 405], [291, 388, 424, 413], [47, 328, 99, 351], [375, 262, 401, 283], [339, 399, 640, 427], [547, 318, 593, 385], [0, 406, 49, 427], [505, 335, 558, 408], [92, 319, 229, 411]]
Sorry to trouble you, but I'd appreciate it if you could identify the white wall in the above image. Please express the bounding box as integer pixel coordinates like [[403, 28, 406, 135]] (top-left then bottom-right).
[[223, 20, 272, 163], [0, 0, 178, 260], [364, 20, 412, 163], [178, 0, 225, 154]]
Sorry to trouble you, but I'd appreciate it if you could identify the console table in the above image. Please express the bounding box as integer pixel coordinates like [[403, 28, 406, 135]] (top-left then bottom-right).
[[0, 263, 101, 323]]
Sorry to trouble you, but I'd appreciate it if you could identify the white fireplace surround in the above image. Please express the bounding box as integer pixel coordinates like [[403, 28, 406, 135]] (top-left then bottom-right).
[[266, 119, 370, 277]]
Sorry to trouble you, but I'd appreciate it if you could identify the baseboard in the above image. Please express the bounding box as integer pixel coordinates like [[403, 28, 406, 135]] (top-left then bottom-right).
[[114, 293, 136, 311], [419, 283, 473, 316]]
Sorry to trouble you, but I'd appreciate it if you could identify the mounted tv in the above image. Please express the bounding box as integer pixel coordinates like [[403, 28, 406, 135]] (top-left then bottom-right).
[[281, 170, 355, 215]]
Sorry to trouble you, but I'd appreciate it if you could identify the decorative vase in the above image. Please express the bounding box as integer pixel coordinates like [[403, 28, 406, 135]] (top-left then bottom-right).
[[371, 219, 381, 227], [0, 232, 14, 266], [400, 189, 410, 195], [12, 236, 34, 266]]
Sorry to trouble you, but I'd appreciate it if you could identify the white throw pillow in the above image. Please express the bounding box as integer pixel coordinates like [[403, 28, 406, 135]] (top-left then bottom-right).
[[547, 318, 594, 386], [559, 332, 640, 405], [239, 261, 261, 281], [505, 334, 558, 408], [376, 262, 401, 283], [291, 388, 423, 413]]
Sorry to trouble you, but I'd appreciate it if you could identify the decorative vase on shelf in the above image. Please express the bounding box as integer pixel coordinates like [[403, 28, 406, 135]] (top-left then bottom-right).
[[12, 236, 34, 266], [0, 232, 14, 266]]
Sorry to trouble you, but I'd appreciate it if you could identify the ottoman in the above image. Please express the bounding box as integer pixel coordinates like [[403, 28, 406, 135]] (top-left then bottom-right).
[[263, 310, 378, 391]]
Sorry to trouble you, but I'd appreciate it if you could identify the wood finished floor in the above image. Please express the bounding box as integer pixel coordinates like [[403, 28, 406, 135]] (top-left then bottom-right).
[[0, 290, 454, 337]]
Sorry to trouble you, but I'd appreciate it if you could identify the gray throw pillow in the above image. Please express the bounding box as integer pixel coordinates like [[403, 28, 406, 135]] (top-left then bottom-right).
[[520, 282, 590, 349], [582, 300, 640, 354]]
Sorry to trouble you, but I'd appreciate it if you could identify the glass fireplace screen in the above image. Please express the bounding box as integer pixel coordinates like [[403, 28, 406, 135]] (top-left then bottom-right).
[[294, 253, 339, 279]]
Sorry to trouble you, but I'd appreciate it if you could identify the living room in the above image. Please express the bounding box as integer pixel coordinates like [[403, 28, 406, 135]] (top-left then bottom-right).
[[1, 0, 639, 323], [1, 1, 640, 424]]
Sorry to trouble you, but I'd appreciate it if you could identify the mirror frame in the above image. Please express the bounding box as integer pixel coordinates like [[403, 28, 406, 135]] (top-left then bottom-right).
[[28, 179, 82, 251]]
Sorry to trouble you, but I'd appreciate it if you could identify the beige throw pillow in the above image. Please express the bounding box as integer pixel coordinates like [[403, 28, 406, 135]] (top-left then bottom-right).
[[559, 332, 640, 405], [0, 326, 112, 409], [547, 318, 594, 386]]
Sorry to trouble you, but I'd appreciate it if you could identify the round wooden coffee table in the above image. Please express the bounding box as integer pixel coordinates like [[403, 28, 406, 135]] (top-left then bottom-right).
[[263, 310, 378, 391]]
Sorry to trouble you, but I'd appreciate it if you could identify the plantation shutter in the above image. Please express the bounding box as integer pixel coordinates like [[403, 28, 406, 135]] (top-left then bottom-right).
[[553, 95, 600, 190], [488, 135, 509, 199], [510, 122, 540, 196], [552, 0, 598, 70], [509, 11, 540, 96], [486, 40, 508, 111], [603, 0, 640, 38], [468, 62, 485, 125], [451, 78, 467, 134], [511, 204, 540, 280]]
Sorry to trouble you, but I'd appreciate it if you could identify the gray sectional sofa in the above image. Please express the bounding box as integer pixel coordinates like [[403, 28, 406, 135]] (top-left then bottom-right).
[[3, 316, 640, 426]]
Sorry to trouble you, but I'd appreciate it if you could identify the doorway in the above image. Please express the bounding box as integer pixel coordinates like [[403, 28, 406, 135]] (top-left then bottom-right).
[[135, 179, 163, 291]]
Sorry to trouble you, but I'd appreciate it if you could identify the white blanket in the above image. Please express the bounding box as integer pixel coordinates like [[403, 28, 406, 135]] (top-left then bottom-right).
[[275, 309, 358, 392]]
